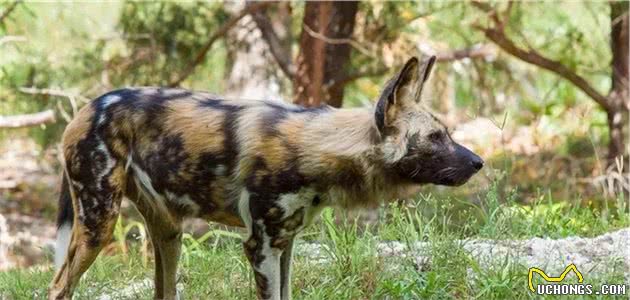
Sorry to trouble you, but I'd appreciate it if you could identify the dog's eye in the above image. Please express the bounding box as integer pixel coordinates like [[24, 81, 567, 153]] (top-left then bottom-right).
[[428, 131, 443, 142]]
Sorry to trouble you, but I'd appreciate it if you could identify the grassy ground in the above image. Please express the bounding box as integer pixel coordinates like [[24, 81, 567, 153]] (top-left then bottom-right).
[[0, 184, 628, 299]]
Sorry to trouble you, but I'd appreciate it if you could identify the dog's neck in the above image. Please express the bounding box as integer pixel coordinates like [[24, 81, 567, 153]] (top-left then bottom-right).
[[296, 107, 409, 207]]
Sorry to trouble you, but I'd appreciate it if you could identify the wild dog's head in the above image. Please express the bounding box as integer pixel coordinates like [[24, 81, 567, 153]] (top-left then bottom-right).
[[374, 56, 483, 186]]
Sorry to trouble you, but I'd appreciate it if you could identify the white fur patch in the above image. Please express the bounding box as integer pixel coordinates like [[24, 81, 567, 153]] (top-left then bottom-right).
[[213, 164, 227, 177], [101, 94, 122, 108], [257, 220, 282, 300], [97, 95, 121, 125], [131, 163, 170, 215], [277, 189, 315, 218], [54, 222, 72, 270], [96, 142, 116, 191], [132, 163, 161, 199], [72, 179, 86, 220], [238, 190, 252, 240], [125, 153, 133, 172], [277, 188, 324, 228], [382, 135, 408, 164]]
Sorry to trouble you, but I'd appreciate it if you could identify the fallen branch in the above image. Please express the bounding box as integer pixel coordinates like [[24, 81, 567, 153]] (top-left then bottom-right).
[[0, 35, 26, 46], [0, 110, 55, 128], [19, 87, 88, 101], [169, 2, 270, 87], [19, 87, 88, 116]]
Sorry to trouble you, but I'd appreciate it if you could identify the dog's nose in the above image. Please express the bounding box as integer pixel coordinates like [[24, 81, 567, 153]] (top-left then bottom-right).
[[470, 157, 484, 171]]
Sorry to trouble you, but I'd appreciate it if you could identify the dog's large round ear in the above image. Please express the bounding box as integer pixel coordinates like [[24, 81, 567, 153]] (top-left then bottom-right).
[[414, 55, 437, 100], [374, 57, 420, 134]]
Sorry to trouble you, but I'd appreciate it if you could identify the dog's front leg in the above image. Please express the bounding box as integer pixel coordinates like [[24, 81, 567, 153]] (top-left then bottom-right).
[[279, 238, 294, 300], [244, 225, 282, 300]]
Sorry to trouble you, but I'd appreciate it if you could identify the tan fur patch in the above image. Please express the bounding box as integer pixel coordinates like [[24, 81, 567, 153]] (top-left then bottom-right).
[[163, 100, 225, 154], [276, 115, 307, 145], [298, 109, 375, 176], [259, 137, 289, 171], [209, 177, 229, 207], [108, 165, 126, 193], [107, 109, 136, 147], [234, 107, 266, 179], [207, 211, 244, 227], [109, 139, 128, 159], [62, 104, 95, 158], [254, 169, 269, 186]]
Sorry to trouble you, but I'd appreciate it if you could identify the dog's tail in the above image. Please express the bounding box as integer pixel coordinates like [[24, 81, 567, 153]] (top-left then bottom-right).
[[54, 173, 73, 270]]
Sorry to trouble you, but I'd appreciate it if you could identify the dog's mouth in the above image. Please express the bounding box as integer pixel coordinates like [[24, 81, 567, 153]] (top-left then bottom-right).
[[436, 175, 469, 187], [433, 167, 480, 187]]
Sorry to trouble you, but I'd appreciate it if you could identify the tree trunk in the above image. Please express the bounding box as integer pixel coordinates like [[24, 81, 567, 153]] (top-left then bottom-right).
[[607, 2, 629, 164], [293, 1, 358, 108]]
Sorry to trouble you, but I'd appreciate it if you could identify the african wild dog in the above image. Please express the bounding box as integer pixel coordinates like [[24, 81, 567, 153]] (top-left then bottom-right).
[[49, 56, 483, 300]]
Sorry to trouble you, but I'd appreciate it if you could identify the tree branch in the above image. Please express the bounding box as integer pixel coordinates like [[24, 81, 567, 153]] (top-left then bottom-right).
[[168, 2, 270, 87], [329, 44, 494, 89], [471, 2, 610, 110], [0, 1, 20, 24], [478, 26, 610, 110], [0, 110, 55, 128], [250, 5, 295, 79], [302, 23, 375, 58], [434, 43, 494, 62], [19, 86, 89, 117], [329, 67, 388, 89]]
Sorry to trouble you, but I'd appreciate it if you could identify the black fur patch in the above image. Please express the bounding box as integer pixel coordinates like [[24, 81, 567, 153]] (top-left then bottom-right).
[[244, 224, 266, 267], [253, 271, 270, 299], [198, 99, 244, 173], [67, 136, 119, 246], [56, 175, 73, 228], [261, 102, 329, 137], [263, 101, 330, 114], [245, 155, 310, 252]]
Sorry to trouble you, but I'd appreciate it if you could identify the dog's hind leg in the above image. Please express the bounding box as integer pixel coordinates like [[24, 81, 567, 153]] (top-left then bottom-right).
[[154, 228, 182, 300], [129, 190, 183, 300], [139, 212, 183, 300], [48, 164, 125, 300]]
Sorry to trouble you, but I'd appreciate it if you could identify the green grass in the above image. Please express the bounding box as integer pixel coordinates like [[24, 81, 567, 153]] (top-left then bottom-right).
[[1, 185, 627, 299]]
